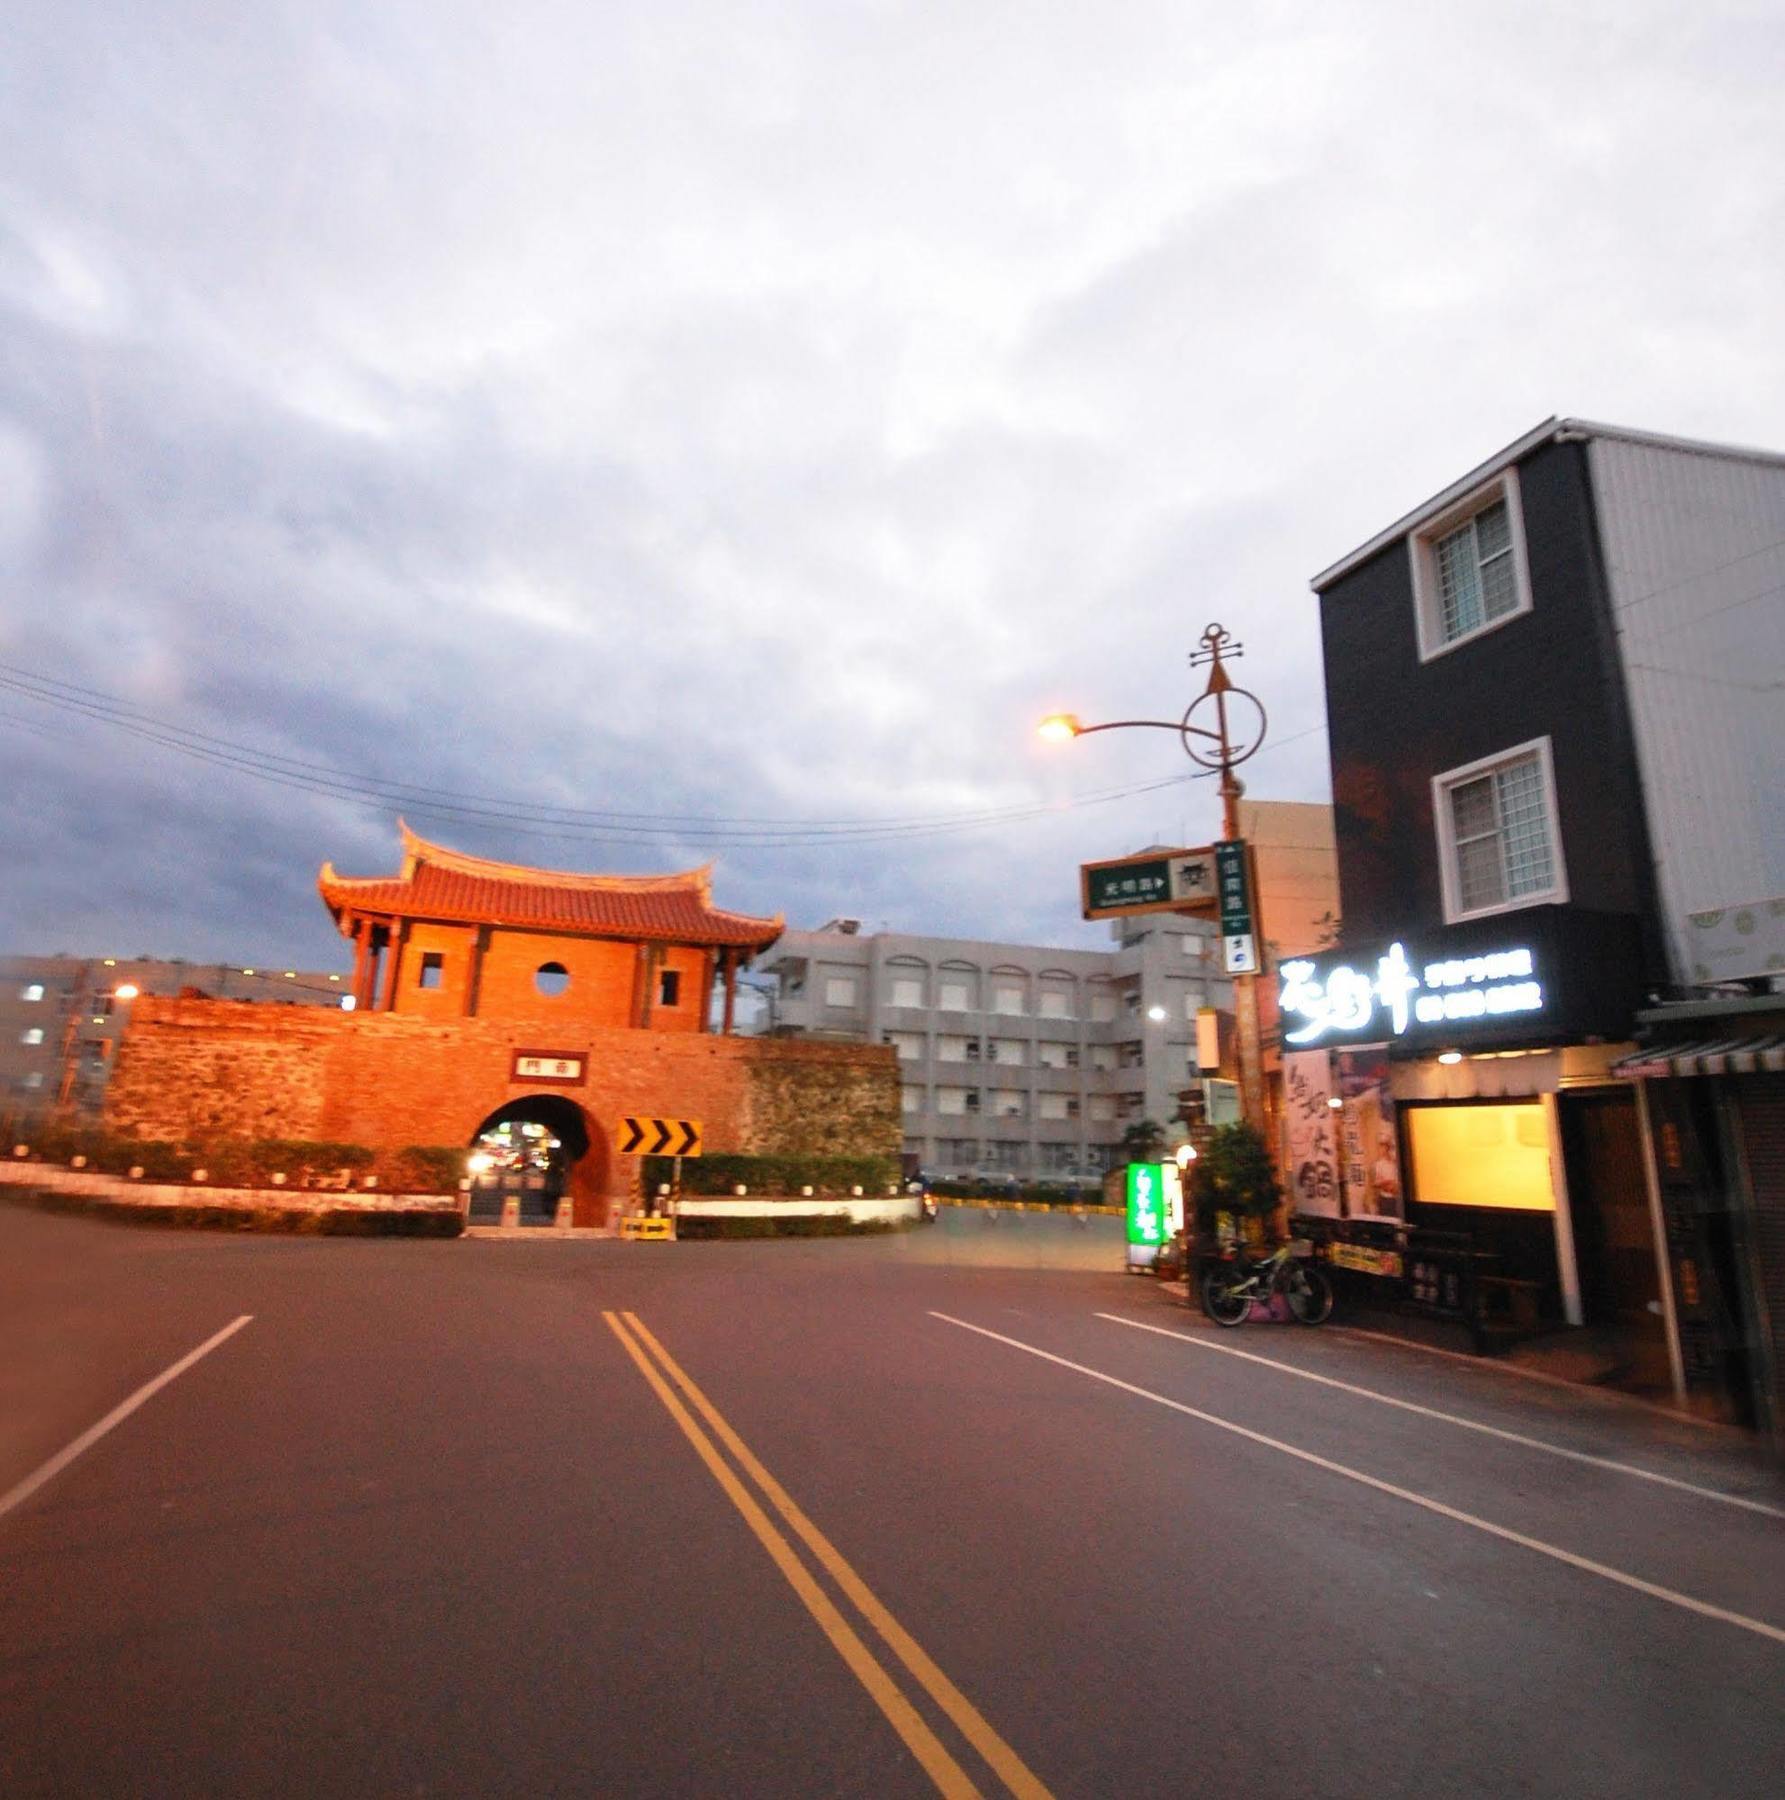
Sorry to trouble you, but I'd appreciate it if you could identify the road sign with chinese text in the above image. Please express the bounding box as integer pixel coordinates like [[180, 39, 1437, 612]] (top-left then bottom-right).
[[1082, 847, 1220, 920]]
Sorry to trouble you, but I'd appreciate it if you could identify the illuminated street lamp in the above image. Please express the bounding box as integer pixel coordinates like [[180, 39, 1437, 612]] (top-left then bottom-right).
[[113, 983, 141, 1001]]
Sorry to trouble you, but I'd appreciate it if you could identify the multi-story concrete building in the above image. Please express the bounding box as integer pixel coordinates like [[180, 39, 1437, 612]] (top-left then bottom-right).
[[759, 910, 1235, 1181], [1, 956, 353, 1120]]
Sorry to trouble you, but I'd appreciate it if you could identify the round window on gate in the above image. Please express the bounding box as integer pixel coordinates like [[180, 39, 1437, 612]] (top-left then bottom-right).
[[534, 961, 570, 998]]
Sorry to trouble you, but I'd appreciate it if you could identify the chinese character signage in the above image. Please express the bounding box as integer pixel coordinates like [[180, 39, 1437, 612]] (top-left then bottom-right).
[[1214, 840, 1256, 972], [1082, 847, 1220, 920], [512, 1050, 587, 1086], [1125, 1162, 1167, 1246], [1278, 940, 1545, 1049]]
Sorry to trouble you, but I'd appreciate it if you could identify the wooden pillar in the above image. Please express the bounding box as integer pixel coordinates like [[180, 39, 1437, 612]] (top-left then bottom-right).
[[378, 918, 406, 1012], [464, 925, 485, 1017], [349, 917, 372, 1010], [631, 943, 652, 1029], [698, 949, 717, 1033], [722, 951, 739, 1036]]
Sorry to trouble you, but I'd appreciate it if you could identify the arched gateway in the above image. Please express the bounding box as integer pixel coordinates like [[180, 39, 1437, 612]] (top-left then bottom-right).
[[467, 1094, 602, 1227]]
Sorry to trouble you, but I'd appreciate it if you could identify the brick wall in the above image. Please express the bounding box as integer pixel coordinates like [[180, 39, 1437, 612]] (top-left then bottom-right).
[[105, 997, 897, 1226]]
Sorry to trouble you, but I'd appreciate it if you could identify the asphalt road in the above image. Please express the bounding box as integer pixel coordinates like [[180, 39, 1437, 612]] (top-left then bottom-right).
[[3, 1202, 1782, 1799]]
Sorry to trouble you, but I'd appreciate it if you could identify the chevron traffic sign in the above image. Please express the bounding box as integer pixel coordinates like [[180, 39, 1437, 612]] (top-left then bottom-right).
[[618, 1116, 703, 1157]]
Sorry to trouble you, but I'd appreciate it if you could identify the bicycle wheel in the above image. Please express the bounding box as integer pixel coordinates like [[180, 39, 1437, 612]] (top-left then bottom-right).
[[1199, 1266, 1251, 1328], [1285, 1262, 1334, 1325]]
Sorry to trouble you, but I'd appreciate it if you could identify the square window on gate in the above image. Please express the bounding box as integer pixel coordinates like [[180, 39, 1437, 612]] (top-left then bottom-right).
[[418, 953, 445, 990], [659, 969, 682, 1007]]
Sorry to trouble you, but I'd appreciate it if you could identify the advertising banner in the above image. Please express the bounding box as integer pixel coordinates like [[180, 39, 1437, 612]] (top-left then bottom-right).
[[1334, 1048, 1402, 1221], [1282, 1048, 1340, 1216]]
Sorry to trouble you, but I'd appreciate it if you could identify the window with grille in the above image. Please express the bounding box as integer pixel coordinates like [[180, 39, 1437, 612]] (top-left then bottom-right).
[[1435, 739, 1566, 920], [1411, 472, 1531, 659]]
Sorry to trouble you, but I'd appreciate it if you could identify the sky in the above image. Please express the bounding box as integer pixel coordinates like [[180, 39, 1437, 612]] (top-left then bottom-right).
[[3, 0, 1782, 971]]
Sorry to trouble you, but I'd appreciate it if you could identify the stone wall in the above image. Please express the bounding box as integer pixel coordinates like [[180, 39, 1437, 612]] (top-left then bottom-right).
[[105, 997, 897, 1226]]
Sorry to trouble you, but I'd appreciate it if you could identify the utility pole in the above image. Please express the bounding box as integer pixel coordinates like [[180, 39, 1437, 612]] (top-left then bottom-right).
[[1183, 625, 1270, 1137]]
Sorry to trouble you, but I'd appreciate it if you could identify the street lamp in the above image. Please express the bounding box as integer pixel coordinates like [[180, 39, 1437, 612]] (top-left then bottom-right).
[[1041, 622, 1272, 1134]]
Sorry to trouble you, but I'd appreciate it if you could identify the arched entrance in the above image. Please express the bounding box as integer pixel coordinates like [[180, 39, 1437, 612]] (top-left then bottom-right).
[[467, 1095, 601, 1227]]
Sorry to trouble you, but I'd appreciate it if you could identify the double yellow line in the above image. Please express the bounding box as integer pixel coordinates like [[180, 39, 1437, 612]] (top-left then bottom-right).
[[604, 1311, 1052, 1800]]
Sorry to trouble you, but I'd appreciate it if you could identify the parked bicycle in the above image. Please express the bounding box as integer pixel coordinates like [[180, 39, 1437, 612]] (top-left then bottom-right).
[[1198, 1239, 1333, 1328]]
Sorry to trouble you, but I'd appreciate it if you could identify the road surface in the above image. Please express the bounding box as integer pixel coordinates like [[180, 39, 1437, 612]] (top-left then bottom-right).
[[3, 1203, 1781, 1798]]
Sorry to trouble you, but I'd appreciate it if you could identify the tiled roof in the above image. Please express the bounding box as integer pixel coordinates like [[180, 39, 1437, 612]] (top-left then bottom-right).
[[318, 824, 783, 951]]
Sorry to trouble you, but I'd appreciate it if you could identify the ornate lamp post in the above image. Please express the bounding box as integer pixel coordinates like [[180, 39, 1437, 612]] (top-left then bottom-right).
[[1040, 623, 1272, 1133]]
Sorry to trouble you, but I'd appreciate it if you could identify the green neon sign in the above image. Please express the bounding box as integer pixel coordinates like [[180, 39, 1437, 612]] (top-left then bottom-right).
[[1126, 1162, 1167, 1247]]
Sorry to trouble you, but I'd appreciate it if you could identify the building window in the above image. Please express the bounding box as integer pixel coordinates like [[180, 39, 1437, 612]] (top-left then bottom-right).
[[20, 984, 44, 1002], [1090, 1045, 1117, 1072], [1434, 738, 1567, 921], [1038, 987, 1073, 1019], [418, 952, 445, 991], [990, 1039, 1025, 1067], [20, 1028, 44, 1046], [1037, 1041, 1074, 1070], [936, 1036, 971, 1064], [991, 984, 1025, 1016], [659, 969, 682, 1007], [20, 1071, 44, 1090], [884, 1031, 924, 1062], [938, 979, 972, 1012], [1089, 990, 1117, 1023], [991, 1090, 1026, 1119], [1089, 1095, 1117, 1123], [890, 977, 925, 1009], [534, 961, 571, 997], [824, 975, 857, 1008], [901, 1085, 923, 1115], [1411, 471, 1532, 660], [936, 1087, 970, 1116]]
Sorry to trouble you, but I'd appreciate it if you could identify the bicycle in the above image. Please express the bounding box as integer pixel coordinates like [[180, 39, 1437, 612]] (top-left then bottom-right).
[[1198, 1239, 1333, 1328]]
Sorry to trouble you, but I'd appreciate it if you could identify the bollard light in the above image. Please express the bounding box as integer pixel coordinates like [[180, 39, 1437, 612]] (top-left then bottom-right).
[[271, 1171, 287, 1185], [71, 1154, 87, 1169], [128, 1165, 144, 1180], [734, 1184, 748, 1196], [192, 1169, 208, 1183]]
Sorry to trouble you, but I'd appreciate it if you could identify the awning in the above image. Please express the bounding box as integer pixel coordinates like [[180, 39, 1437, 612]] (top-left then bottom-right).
[[1612, 1033, 1785, 1079]]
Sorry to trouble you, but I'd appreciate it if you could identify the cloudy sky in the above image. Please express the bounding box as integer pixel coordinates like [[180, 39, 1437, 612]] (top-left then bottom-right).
[[3, 0, 1781, 970]]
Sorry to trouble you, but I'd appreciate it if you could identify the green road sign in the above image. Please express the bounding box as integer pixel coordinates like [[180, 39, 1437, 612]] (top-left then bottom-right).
[[1082, 847, 1219, 921], [1215, 840, 1252, 935]]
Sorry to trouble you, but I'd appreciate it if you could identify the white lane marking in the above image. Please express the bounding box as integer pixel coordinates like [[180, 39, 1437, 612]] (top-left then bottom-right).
[[1095, 1313, 1785, 1520], [1326, 1324, 1731, 1429], [931, 1312, 1785, 1648], [0, 1315, 254, 1525]]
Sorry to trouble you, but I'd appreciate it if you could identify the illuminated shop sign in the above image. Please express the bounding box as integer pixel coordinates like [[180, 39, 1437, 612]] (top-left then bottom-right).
[[1279, 943, 1544, 1046]]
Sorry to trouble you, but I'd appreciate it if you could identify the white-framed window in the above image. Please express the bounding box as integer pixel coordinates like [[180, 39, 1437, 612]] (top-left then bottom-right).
[[991, 1089, 1027, 1119], [937, 979, 972, 1012], [884, 1031, 924, 1062], [1036, 1041, 1074, 1070], [991, 984, 1025, 1016], [1089, 988, 1118, 1024], [1088, 1095, 1117, 1123], [1090, 1045, 1118, 1072], [936, 1086, 969, 1116], [824, 975, 858, 1008], [1038, 988, 1073, 1019], [1182, 989, 1204, 1020], [901, 1085, 923, 1115], [1410, 470, 1533, 660], [20, 984, 44, 1002], [936, 1035, 971, 1064], [990, 1039, 1025, 1066], [21, 1027, 45, 1046], [889, 976, 925, 1009], [1038, 1092, 1078, 1122], [1433, 737, 1568, 922]]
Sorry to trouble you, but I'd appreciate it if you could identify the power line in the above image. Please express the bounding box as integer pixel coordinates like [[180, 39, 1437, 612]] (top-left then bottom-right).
[[0, 663, 1209, 851]]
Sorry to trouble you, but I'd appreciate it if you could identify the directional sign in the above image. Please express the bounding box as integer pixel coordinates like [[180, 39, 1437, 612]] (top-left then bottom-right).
[[1215, 840, 1258, 973], [618, 1116, 703, 1157], [1082, 847, 1220, 921]]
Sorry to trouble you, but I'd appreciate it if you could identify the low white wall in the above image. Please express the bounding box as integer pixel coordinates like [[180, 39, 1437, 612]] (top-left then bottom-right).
[[0, 1160, 458, 1214], [675, 1196, 921, 1225]]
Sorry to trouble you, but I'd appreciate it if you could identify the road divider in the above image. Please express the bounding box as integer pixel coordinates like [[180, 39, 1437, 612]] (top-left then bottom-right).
[[932, 1312, 1785, 1648], [606, 1310, 1053, 1799], [1094, 1313, 1785, 1520]]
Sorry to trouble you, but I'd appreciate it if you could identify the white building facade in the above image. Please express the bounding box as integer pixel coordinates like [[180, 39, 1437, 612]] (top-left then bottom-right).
[[759, 915, 1233, 1181]]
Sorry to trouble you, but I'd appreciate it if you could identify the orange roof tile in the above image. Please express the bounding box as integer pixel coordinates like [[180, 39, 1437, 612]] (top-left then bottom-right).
[[318, 824, 783, 952]]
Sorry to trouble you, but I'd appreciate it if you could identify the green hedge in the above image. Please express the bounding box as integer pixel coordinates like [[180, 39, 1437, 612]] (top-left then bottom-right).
[[3, 1126, 468, 1194], [641, 1151, 901, 1196], [12, 1188, 462, 1236]]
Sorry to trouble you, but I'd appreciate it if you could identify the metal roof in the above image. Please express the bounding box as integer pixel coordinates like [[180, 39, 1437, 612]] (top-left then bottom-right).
[[1310, 417, 1785, 592]]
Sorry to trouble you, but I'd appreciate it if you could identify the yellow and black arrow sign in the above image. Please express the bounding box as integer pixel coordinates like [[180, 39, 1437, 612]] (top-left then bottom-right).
[[618, 1116, 703, 1157]]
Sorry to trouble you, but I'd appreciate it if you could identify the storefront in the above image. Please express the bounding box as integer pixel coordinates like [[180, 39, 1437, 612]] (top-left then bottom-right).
[[1614, 1001, 1785, 1441], [1277, 909, 1678, 1395]]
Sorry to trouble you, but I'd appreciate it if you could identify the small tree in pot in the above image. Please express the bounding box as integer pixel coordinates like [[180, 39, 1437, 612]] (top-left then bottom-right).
[[1189, 1121, 1281, 1255]]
